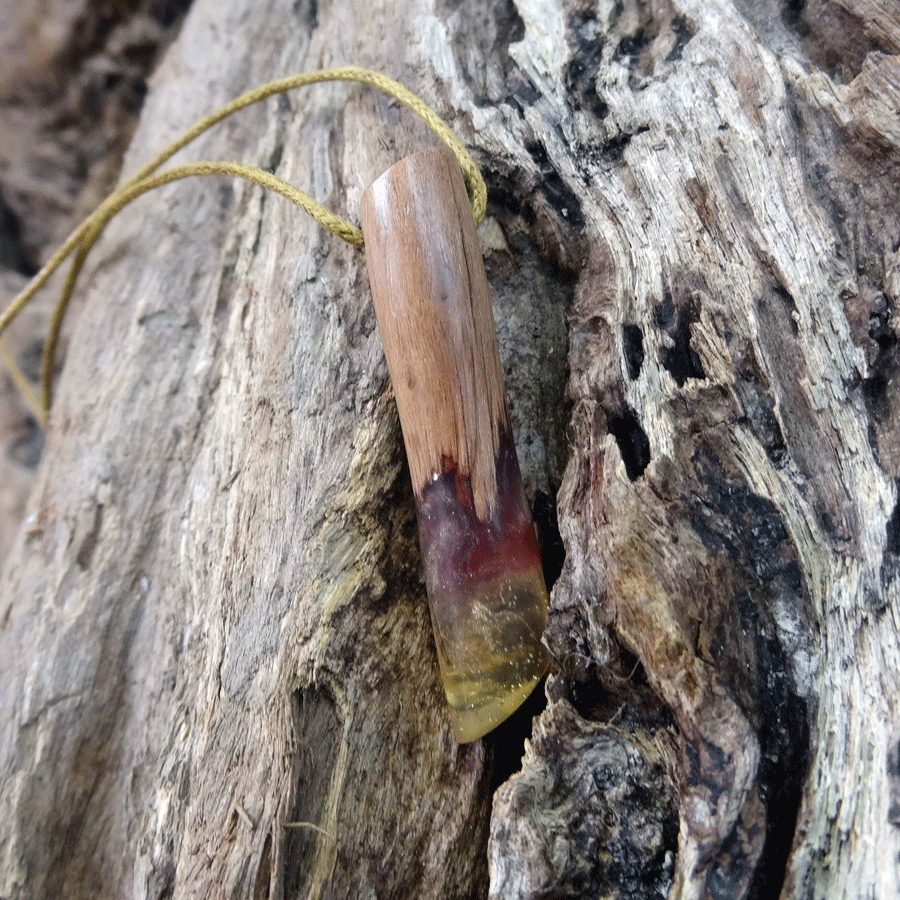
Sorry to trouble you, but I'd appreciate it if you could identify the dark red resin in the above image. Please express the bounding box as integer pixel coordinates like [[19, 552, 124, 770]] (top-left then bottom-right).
[[417, 434, 541, 593]]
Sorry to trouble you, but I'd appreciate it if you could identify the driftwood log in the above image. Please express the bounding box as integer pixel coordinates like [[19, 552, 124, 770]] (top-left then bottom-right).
[[1, 0, 899, 898]]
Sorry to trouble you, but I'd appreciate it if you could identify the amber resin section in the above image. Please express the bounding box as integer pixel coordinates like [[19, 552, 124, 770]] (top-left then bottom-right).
[[416, 433, 550, 742]]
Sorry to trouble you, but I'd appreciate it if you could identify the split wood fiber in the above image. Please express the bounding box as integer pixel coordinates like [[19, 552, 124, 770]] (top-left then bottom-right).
[[361, 146, 550, 742]]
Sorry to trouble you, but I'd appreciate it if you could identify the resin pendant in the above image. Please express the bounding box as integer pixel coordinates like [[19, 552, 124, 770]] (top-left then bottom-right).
[[361, 145, 550, 742]]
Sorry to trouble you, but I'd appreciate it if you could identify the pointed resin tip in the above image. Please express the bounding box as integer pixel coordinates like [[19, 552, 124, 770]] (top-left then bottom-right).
[[416, 435, 550, 742], [361, 146, 550, 742]]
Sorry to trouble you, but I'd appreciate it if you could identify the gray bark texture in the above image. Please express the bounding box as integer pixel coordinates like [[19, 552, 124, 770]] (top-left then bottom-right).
[[1, 0, 899, 898]]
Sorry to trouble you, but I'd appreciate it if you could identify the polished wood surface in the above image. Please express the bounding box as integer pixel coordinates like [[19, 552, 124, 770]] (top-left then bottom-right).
[[361, 145, 508, 521]]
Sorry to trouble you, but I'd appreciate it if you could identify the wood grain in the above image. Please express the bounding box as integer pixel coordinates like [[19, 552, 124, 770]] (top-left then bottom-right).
[[361, 145, 508, 520]]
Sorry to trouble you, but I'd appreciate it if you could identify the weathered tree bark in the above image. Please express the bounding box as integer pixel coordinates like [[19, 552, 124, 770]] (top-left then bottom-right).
[[1, 0, 899, 899], [0, 0, 192, 559]]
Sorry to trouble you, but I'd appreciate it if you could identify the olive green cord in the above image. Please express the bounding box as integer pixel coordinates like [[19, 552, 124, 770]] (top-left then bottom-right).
[[0, 66, 487, 421], [0, 336, 43, 425]]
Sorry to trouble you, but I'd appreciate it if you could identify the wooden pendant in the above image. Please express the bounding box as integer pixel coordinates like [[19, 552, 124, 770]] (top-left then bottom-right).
[[361, 146, 550, 743]]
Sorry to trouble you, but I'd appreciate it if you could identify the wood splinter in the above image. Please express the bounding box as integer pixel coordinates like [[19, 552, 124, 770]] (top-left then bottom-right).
[[361, 145, 550, 743]]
